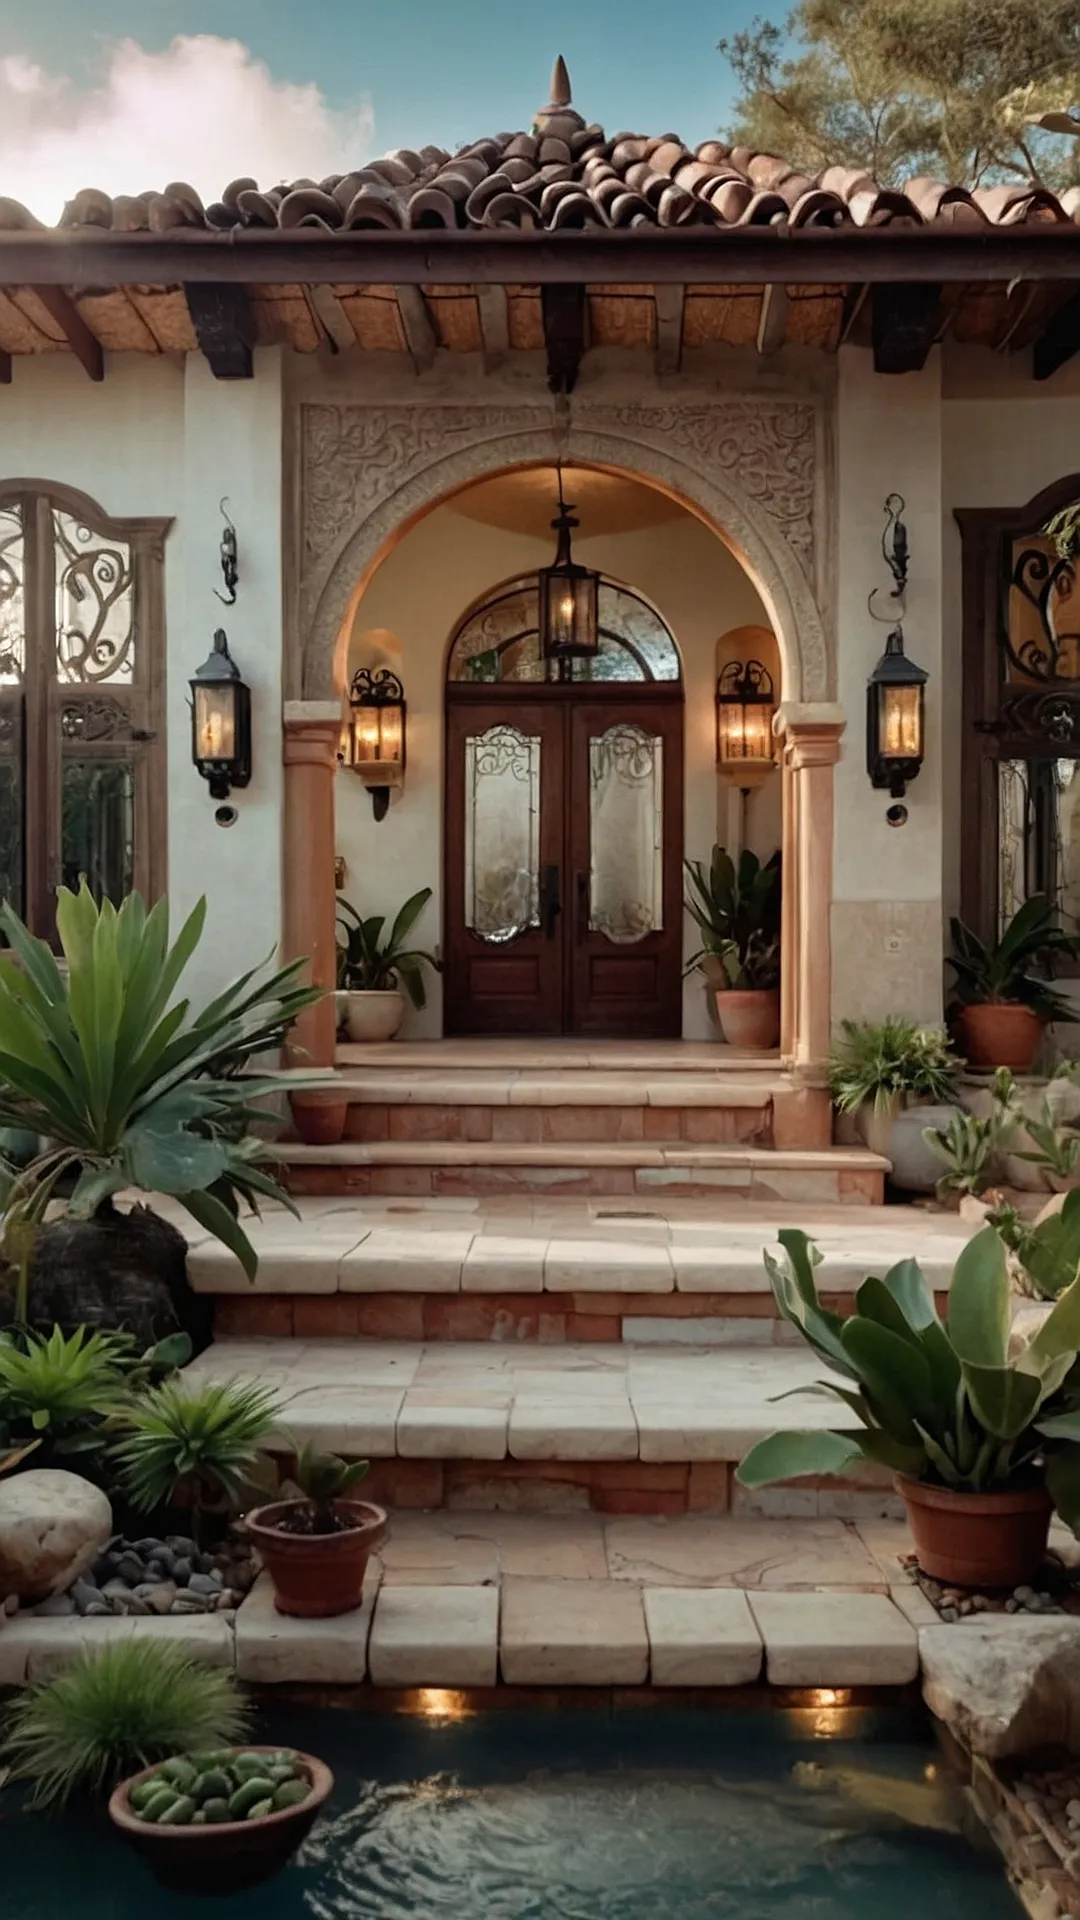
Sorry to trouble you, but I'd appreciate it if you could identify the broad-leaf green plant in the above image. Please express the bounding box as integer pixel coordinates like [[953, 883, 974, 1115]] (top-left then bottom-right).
[[1016, 1103, 1080, 1184], [684, 846, 781, 990], [285, 1440, 370, 1534], [111, 1375, 283, 1541], [828, 1018, 960, 1115], [1, 1640, 250, 1807], [336, 888, 441, 1009], [737, 1226, 1080, 1530], [992, 1187, 1080, 1302], [0, 880, 323, 1313], [947, 895, 1080, 1023]]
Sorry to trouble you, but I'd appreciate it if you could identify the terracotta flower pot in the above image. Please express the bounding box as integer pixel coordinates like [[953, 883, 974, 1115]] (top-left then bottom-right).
[[245, 1497, 388, 1617], [289, 1092, 348, 1146], [344, 989, 405, 1043], [956, 1002, 1044, 1074], [714, 987, 780, 1051], [896, 1475, 1052, 1588], [109, 1747, 333, 1894]]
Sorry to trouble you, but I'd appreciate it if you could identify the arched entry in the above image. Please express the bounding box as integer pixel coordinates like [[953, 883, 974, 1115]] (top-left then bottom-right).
[[443, 574, 684, 1036]]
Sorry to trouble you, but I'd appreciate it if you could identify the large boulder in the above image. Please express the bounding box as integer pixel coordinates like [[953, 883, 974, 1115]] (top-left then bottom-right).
[[0, 1468, 112, 1598], [25, 1202, 212, 1355], [920, 1618, 1080, 1758]]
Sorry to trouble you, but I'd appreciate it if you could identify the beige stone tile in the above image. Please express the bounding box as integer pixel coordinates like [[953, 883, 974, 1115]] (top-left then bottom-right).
[[269, 1386, 402, 1457], [622, 1317, 774, 1346], [396, 1400, 508, 1459], [500, 1578, 648, 1684], [672, 1248, 772, 1293], [543, 1240, 674, 1292], [747, 1591, 918, 1685], [235, 1568, 377, 1682], [889, 1580, 941, 1628], [368, 1584, 499, 1686], [604, 1517, 886, 1590], [378, 1513, 501, 1587], [462, 1236, 547, 1294], [852, 1516, 916, 1582], [2, 1613, 235, 1684], [494, 1515, 609, 1580], [338, 1228, 474, 1292], [508, 1398, 638, 1461], [645, 1588, 763, 1686]]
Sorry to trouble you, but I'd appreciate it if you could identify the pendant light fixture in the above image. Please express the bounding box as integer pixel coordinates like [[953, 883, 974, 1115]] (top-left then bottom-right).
[[538, 464, 600, 662]]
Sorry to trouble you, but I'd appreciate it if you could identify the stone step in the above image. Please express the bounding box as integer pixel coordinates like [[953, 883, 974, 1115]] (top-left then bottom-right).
[[280, 1139, 887, 1202], [337, 1041, 782, 1072]]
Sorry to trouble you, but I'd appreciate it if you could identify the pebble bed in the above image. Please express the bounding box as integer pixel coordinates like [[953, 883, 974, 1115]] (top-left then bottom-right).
[[901, 1552, 1080, 1623], [1010, 1759, 1080, 1908], [30, 1533, 258, 1618]]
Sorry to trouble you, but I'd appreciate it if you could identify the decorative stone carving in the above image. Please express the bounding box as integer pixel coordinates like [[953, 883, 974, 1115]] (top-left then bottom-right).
[[296, 401, 828, 704]]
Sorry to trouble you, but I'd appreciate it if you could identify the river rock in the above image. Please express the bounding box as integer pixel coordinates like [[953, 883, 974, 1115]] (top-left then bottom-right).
[[920, 1617, 1080, 1758], [0, 1470, 112, 1598]]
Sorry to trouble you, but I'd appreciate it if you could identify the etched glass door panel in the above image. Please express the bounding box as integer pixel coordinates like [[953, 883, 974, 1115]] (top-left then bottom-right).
[[588, 724, 663, 944], [463, 724, 541, 944], [61, 759, 136, 904]]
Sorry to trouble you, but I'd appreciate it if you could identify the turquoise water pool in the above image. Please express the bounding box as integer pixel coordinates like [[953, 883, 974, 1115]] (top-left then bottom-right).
[[1, 1702, 1021, 1918]]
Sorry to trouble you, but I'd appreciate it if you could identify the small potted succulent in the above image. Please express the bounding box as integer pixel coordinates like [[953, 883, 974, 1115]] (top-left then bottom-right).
[[336, 888, 440, 1043], [684, 846, 781, 1050], [947, 896, 1080, 1073], [737, 1224, 1080, 1589], [110, 1744, 333, 1893], [246, 1443, 387, 1617], [828, 1017, 960, 1180]]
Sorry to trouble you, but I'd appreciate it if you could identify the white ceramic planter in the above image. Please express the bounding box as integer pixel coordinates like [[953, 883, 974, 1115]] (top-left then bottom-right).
[[343, 989, 405, 1044], [856, 1098, 962, 1192]]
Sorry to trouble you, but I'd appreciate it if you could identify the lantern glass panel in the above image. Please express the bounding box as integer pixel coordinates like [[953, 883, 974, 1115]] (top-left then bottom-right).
[[881, 683, 922, 760], [193, 683, 236, 762], [377, 703, 404, 765], [539, 569, 598, 659]]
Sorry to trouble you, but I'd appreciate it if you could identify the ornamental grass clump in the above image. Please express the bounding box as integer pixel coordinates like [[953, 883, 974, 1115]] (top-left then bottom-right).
[[828, 1018, 960, 1115], [1, 1639, 250, 1808]]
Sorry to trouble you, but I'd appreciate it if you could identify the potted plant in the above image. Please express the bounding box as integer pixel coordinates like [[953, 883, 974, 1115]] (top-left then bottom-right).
[[336, 887, 440, 1044], [245, 1442, 387, 1617], [684, 846, 781, 1050], [737, 1224, 1080, 1589], [828, 1018, 960, 1177], [947, 895, 1080, 1073], [110, 1744, 333, 1893], [287, 1069, 350, 1149]]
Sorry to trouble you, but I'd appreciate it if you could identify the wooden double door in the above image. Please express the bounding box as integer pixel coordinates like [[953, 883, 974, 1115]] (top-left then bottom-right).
[[444, 686, 684, 1036]]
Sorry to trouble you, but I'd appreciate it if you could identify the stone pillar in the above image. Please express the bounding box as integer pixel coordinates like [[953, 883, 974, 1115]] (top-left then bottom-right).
[[282, 700, 341, 1069], [778, 703, 846, 1077]]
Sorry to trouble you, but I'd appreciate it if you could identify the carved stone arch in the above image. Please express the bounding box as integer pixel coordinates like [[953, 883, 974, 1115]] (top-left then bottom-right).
[[296, 403, 830, 703]]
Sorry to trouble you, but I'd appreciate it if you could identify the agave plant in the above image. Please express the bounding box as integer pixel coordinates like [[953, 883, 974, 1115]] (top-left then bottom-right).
[[0, 880, 323, 1309], [111, 1375, 283, 1540], [947, 896, 1080, 1021], [683, 846, 781, 990], [0, 1324, 192, 1475], [336, 888, 440, 1008], [737, 1226, 1080, 1522]]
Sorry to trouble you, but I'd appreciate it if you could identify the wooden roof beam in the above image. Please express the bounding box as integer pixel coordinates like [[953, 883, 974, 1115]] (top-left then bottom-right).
[[185, 283, 254, 378], [756, 282, 789, 356], [655, 283, 684, 373], [476, 283, 509, 369], [871, 282, 942, 373], [30, 285, 103, 380], [1033, 289, 1080, 382], [542, 282, 586, 393], [395, 285, 437, 372]]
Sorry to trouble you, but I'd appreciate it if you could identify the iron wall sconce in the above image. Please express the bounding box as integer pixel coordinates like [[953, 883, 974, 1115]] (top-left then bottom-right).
[[538, 465, 600, 662], [347, 667, 406, 821], [190, 629, 251, 801], [716, 659, 777, 783], [866, 494, 927, 810]]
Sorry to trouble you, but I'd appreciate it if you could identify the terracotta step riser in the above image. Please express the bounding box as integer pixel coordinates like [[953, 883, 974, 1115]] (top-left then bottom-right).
[[265, 1452, 901, 1520], [214, 1290, 948, 1342], [343, 1105, 772, 1147], [286, 1167, 885, 1203]]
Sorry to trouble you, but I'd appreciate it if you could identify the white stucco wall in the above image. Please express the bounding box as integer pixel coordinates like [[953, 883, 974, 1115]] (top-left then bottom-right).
[[337, 494, 773, 1038], [832, 346, 945, 1026], [0, 348, 285, 1010]]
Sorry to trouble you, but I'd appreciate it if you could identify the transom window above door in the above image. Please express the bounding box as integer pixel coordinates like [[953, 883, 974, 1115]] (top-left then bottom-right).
[[447, 576, 681, 684], [0, 484, 169, 942]]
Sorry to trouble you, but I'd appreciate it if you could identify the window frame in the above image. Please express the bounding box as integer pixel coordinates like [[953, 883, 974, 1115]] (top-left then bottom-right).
[[0, 479, 171, 939]]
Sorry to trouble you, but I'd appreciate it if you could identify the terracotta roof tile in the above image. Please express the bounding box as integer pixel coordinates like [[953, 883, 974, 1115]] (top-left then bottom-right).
[[2, 60, 1078, 239]]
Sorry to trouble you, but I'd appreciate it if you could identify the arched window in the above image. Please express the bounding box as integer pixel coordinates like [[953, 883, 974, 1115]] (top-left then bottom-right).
[[0, 484, 169, 941], [447, 576, 681, 685]]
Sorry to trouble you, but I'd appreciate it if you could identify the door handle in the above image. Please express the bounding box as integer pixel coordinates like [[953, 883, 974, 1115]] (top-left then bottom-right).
[[575, 870, 588, 944], [541, 864, 561, 939]]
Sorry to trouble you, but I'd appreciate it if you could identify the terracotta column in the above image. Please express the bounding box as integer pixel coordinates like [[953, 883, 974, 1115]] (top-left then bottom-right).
[[282, 700, 341, 1069], [777, 703, 846, 1076]]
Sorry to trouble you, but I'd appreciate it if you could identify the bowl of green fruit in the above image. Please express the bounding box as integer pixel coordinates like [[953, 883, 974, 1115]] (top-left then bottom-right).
[[108, 1744, 334, 1892]]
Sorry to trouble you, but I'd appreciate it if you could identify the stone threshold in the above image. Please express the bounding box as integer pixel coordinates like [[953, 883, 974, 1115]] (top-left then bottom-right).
[[280, 1141, 885, 1172], [335, 1067, 779, 1108], [337, 1041, 783, 1072]]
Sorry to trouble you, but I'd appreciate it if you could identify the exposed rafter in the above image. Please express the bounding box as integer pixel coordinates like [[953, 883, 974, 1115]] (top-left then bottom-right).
[[654, 283, 685, 373], [305, 285, 356, 353], [185, 283, 255, 379], [30, 285, 103, 380], [476, 283, 510, 366], [871, 282, 942, 374], [756, 282, 789, 356], [395, 284, 437, 371], [541, 282, 586, 393], [1033, 288, 1080, 382]]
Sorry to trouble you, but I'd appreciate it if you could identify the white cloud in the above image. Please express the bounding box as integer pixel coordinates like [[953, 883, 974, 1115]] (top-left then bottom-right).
[[0, 36, 375, 223]]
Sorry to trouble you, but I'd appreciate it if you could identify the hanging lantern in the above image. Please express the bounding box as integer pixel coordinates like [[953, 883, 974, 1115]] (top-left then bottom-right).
[[190, 628, 251, 801], [538, 467, 599, 661], [716, 659, 777, 771], [346, 667, 407, 821], [866, 627, 928, 798]]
